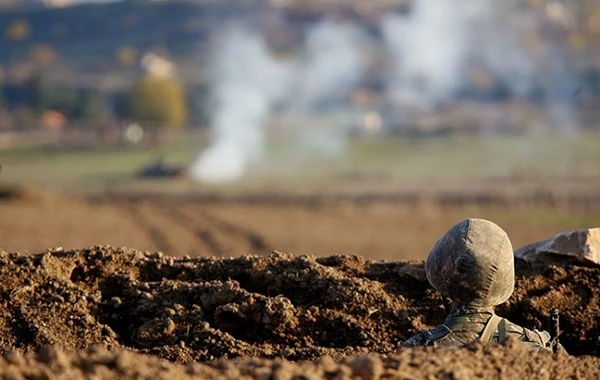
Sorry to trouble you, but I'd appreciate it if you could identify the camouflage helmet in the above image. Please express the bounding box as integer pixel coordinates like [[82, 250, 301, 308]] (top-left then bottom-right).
[[425, 218, 515, 307]]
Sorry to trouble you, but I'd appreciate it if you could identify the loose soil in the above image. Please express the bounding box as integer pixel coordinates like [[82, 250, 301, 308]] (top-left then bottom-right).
[[2, 340, 598, 380], [0, 246, 599, 379], [2, 188, 600, 379]]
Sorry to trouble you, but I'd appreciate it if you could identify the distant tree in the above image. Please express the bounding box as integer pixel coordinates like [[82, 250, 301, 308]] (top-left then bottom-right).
[[113, 92, 130, 120], [29, 44, 59, 65], [51, 23, 69, 38], [117, 45, 137, 67], [26, 71, 52, 115], [75, 89, 104, 122], [127, 74, 187, 128], [568, 33, 586, 52], [12, 105, 37, 129], [51, 86, 78, 114], [5, 20, 30, 42]]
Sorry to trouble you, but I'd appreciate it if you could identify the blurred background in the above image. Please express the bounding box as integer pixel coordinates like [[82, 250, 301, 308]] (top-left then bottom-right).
[[1, 0, 600, 259]]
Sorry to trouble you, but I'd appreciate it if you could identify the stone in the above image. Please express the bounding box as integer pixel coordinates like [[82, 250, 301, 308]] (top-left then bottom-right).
[[135, 318, 176, 346], [514, 228, 600, 266]]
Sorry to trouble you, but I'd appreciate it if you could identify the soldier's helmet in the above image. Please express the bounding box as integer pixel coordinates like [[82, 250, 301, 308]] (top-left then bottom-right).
[[425, 218, 514, 307]]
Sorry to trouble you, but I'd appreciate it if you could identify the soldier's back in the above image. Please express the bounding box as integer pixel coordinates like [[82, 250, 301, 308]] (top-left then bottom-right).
[[402, 309, 552, 351]]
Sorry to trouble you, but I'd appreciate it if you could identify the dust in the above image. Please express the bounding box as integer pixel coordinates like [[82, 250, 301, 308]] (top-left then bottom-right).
[[0, 246, 599, 379]]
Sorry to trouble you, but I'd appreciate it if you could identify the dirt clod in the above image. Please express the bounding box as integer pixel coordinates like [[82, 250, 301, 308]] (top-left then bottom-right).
[[0, 340, 599, 380], [0, 246, 599, 379]]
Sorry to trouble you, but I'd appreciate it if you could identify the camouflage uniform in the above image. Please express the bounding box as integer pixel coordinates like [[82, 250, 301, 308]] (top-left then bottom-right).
[[403, 304, 552, 350], [403, 218, 555, 351]]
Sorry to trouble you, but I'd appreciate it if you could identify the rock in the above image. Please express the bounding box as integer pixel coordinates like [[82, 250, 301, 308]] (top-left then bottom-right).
[[515, 228, 600, 266], [135, 318, 176, 346]]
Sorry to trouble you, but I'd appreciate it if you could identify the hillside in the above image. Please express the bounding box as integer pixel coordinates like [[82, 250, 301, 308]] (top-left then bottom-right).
[[0, 1, 271, 65]]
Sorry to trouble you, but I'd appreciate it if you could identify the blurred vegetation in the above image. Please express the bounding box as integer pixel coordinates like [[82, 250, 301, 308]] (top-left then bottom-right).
[[116, 45, 137, 67], [76, 89, 104, 122], [0, 68, 192, 130], [1, 70, 107, 128], [0, 132, 201, 192], [0, 1, 220, 131], [0, 0, 598, 134], [27, 70, 51, 115], [127, 74, 187, 129], [0, 1, 227, 64], [4, 19, 31, 42], [1, 133, 600, 194]]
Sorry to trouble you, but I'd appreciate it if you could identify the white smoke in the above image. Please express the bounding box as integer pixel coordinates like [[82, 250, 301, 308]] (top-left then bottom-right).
[[474, 7, 540, 99], [380, 0, 580, 132], [294, 19, 367, 110], [475, 2, 581, 132], [381, 0, 469, 111], [189, 26, 291, 183], [288, 18, 368, 156], [191, 18, 367, 183], [190, 2, 583, 184]]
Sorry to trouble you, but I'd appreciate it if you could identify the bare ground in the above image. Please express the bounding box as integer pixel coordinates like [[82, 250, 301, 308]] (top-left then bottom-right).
[[0, 246, 599, 379], [1, 187, 599, 260], [1, 188, 600, 379], [2, 340, 598, 380]]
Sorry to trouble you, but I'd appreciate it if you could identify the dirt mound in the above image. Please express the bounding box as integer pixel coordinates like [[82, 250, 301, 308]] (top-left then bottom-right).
[[2, 340, 599, 380], [0, 246, 599, 364]]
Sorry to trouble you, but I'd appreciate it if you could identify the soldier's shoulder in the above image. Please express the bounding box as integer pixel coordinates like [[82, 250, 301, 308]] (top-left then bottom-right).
[[402, 324, 452, 347], [503, 319, 552, 349]]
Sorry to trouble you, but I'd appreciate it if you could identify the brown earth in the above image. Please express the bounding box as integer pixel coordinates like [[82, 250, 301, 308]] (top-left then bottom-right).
[[1, 188, 600, 379], [1, 340, 598, 380], [1, 187, 600, 260], [0, 246, 599, 379]]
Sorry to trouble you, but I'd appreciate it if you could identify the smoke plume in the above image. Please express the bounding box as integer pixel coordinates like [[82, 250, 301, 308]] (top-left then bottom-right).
[[190, 18, 367, 183], [294, 19, 367, 110], [189, 25, 291, 183], [287, 18, 368, 156], [190, 1, 584, 183], [381, 0, 581, 131], [381, 0, 468, 111]]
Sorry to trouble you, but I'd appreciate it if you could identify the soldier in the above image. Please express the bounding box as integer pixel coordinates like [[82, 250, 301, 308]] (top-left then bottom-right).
[[403, 218, 558, 351]]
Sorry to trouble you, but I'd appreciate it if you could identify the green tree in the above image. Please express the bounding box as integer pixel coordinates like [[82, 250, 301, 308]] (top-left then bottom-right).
[[116, 45, 137, 67], [29, 44, 59, 65], [75, 89, 104, 121], [51, 86, 77, 112], [127, 74, 187, 128], [5, 20, 30, 42], [0, 65, 4, 112], [13, 105, 37, 129], [27, 70, 52, 115]]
